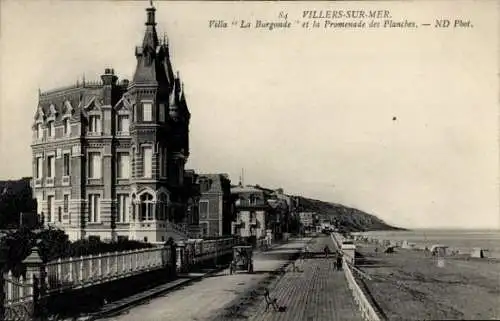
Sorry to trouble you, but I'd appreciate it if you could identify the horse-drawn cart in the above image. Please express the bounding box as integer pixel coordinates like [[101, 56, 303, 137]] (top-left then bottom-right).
[[230, 245, 254, 274]]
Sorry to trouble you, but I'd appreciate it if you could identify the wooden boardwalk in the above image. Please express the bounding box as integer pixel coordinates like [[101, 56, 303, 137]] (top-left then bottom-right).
[[246, 236, 363, 321]]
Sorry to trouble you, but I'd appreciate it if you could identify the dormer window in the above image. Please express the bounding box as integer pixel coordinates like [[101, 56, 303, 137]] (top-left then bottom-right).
[[142, 102, 152, 121], [47, 121, 55, 137], [36, 123, 43, 139], [89, 115, 101, 133], [63, 118, 71, 136], [117, 115, 129, 134]]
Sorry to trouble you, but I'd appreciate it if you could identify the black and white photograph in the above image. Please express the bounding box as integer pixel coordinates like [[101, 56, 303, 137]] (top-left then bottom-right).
[[0, 0, 498, 320]]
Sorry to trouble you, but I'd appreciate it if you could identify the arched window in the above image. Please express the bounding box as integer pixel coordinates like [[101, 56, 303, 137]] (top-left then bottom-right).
[[139, 192, 154, 221]]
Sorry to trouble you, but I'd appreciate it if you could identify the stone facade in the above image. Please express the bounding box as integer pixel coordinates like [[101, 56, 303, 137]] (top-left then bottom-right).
[[30, 4, 196, 243], [198, 174, 233, 237]]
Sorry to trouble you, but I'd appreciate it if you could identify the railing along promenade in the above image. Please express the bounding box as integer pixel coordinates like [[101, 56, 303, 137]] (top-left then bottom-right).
[[331, 232, 382, 321], [2, 237, 238, 321]]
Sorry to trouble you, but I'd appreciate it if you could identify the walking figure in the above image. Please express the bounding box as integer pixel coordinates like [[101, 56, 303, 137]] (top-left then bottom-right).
[[336, 251, 343, 270], [323, 245, 330, 258]]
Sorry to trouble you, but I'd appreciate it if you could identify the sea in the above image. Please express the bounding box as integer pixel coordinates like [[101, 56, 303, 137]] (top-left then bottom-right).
[[353, 229, 500, 258]]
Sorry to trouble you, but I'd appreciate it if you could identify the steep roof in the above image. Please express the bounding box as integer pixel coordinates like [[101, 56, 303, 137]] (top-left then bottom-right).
[[199, 173, 230, 193], [132, 4, 173, 90], [35, 80, 128, 124]]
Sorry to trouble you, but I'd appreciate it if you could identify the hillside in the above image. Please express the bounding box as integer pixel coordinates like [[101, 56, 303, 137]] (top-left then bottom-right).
[[296, 196, 406, 232]]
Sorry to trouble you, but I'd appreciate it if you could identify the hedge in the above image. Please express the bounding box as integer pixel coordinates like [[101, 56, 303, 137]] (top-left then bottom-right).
[[0, 227, 152, 276]]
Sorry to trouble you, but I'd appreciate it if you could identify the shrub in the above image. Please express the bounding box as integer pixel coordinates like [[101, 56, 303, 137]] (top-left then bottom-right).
[[0, 227, 154, 273]]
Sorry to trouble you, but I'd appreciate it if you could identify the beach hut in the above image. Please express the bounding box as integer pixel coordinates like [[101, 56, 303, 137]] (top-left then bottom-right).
[[471, 247, 488, 258], [430, 244, 448, 257], [384, 246, 396, 254]]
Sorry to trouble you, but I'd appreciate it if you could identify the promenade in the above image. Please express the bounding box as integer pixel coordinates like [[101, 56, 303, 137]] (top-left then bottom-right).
[[230, 236, 363, 321], [98, 238, 311, 321], [98, 236, 362, 321]]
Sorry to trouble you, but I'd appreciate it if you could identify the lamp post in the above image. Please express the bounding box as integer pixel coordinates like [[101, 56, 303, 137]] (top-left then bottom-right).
[[23, 240, 46, 320]]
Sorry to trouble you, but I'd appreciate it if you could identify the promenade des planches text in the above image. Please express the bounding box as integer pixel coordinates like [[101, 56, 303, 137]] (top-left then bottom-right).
[[208, 8, 474, 30]]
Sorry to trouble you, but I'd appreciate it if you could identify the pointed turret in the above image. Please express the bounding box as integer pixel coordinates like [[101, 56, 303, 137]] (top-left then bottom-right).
[[168, 74, 181, 121], [179, 82, 190, 117], [142, 5, 159, 50], [131, 3, 169, 86], [162, 36, 176, 92]]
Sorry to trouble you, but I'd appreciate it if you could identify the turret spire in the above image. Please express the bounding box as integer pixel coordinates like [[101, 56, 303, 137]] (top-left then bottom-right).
[[143, 3, 158, 49]]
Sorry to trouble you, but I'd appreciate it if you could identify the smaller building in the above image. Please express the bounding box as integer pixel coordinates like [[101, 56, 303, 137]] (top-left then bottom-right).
[[298, 212, 315, 228], [231, 185, 269, 241], [198, 174, 233, 237]]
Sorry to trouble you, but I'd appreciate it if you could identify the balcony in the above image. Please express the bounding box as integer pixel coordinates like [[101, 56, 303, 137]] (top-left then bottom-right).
[[62, 176, 70, 186], [116, 178, 130, 185], [116, 131, 130, 137], [34, 178, 43, 187], [87, 178, 102, 185], [45, 177, 55, 187]]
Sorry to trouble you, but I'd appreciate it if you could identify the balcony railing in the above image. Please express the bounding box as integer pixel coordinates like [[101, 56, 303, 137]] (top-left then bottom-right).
[[62, 176, 70, 186], [116, 178, 130, 185], [34, 178, 43, 187], [86, 131, 102, 137], [116, 131, 130, 137], [45, 177, 55, 187], [87, 178, 102, 185]]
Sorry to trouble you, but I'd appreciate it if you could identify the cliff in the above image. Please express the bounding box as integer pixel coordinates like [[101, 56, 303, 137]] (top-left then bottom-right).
[[296, 196, 406, 232]]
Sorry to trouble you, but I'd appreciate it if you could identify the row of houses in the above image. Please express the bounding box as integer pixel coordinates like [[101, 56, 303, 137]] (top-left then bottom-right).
[[198, 178, 301, 242], [27, 4, 303, 244]]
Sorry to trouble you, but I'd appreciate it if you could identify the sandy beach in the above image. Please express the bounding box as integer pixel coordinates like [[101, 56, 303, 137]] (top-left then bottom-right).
[[354, 242, 500, 320]]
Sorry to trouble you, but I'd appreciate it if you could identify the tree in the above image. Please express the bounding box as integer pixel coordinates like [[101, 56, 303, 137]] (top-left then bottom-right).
[[0, 178, 37, 229], [288, 214, 302, 235]]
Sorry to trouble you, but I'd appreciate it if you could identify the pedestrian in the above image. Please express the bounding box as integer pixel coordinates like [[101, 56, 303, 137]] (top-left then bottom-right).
[[336, 252, 343, 270], [323, 245, 330, 258], [332, 251, 338, 270]]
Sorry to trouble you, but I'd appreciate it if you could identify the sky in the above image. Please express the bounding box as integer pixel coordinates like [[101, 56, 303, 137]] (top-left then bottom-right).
[[0, 0, 498, 229]]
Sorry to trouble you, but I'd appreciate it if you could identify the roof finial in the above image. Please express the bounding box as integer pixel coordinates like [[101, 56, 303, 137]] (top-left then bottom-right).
[[150, 0, 154, 8]]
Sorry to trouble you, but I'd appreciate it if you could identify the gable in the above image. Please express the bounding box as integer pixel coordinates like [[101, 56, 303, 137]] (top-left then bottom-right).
[[34, 105, 45, 122], [114, 95, 132, 112], [83, 96, 102, 112], [63, 100, 73, 115], [47, 103, 58, 117]]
